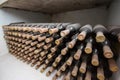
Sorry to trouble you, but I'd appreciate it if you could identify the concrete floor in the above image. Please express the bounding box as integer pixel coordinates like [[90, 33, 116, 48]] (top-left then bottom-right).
[[0, 53, 59, 80], [0, 53, 120, 80]]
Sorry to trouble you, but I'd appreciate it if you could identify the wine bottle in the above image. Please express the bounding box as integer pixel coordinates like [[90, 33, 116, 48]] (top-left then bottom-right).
[[66, 56, 73, 66], [93, 25, 107, 42], [97, 64, 105, 80], [61, 46, 69, 55], [68, 33, 78, 49], [74, 43, 84, 60], [102, 40, 114, 58], [60, 23, 81, 37], [84, 37, 93, 54], [37, 42, 45, 48], [40, 50, 48, 57], [46, 67, 55, 76], [55, 37, 63, 45], [108, 58, 119, 72], [84, 65, 93, 80], [49, 25, 64, 34], [78, 24, 92, 41], [71, 61, 80, 77], [109, 26, 120, 42], [49, 23, 69, 34], [91, 49, 99, 66], [79, 54, 89, 73], [43, 43, 52, 50]]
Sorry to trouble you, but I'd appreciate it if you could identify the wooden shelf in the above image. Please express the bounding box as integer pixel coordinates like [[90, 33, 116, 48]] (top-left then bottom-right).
[[0, 0, 112, 13]]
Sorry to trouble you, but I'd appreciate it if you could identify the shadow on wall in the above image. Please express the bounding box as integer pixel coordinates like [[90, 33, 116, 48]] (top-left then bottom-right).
[[0, 8, 51, 25], [52, 6, 108, 26], [108, 0, 120, 26]]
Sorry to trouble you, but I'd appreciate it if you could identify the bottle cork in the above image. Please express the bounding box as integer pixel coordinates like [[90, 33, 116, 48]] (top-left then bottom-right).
[[31, 41, 38, 46], [18, 39, 22, 43], [21, 45, 26, 48], [22, 40, 26, 43], [94, 25, 107, 42], [72, 65, 78, 77], [39, 28, 48, 33], [29, 52, 34, 57], [40, 64, 47, 73], [31, 60, 38, 67], [78, 31, 87, 41], [25, 40, 32, 45], [46, 67, 54, 76], [55, 55, 62, 63], [22, 27, 28, 32], [38, 36, 46, 42], [61, 47, 68, 55], [18, 27, 22, 31], [45, 37, 53, 43], [108, 59, 119, 72], [55, 37, 63, 45], [103, 45, 113, 58], [96, 31, 106, 42], [60, 30, 70, 37], [33, 27, 38, 32], [49, 28, 59, 34], [40, 51, 48, 57], [27, 57, 31, 61], [97, 67, 105, 80], [61, 63, 67, 71], [31, 35, 38, 40], [34, 54, 40, 58], [35, 61, 44, 70], [24, 51, 29, 54], [52, 62, 57, 67], [66, 56, 73, 66], [48, 53, 55, 59], [91, 52, 99, 66], [79, 61, 87, 73], [29, 47, 36, 52], [18, 33, 22, 37], [74, 49, 82, 60], [37, 42, 45, 48], [26, 34, 32, 39], [56, 69, 62, 77], [23, 55, 28, 59], [50, 46, 57, 53], [64, 71, 71, 80], [27, 27, 32, 32], [34, 49, 42, 54], [68, 39, 76, 49], [14, 27, 18, 31], [22, 34, 27, 39], [52, 75, 58, 80], [85, 42, 92, 54], [85, 70, 91, 80], [43, 44, 52, 50], [31, 58, 39, 64], [39, 56, 46, 61]]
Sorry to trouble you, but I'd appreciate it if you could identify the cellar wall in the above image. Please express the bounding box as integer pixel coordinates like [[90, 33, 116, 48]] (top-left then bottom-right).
[[108, 0, 120, 80], [52, 6, 108, 26]]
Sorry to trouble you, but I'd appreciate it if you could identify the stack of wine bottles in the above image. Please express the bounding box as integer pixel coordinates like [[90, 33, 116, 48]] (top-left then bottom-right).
[[2, 23, 120, 80]]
